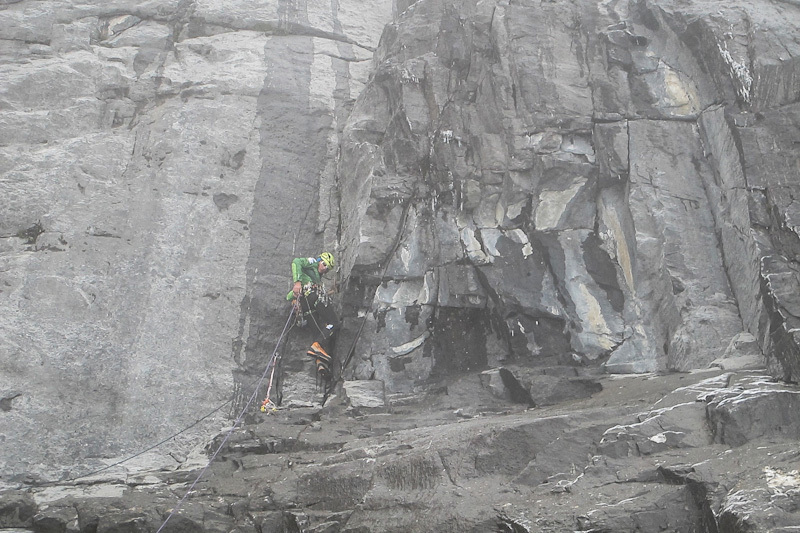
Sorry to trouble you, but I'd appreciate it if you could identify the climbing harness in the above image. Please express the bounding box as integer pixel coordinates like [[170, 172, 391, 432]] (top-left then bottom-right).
[[304, 282, 331, 307], [291, 283, 329, 323]]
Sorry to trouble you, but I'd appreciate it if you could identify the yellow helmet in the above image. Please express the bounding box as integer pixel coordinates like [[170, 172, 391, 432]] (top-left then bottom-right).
[[319, 252, 335, 269]]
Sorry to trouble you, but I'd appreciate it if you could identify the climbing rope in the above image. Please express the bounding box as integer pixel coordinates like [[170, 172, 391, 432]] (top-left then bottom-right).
[[259, 360, 280, 413], [63, 401, 231, 484], [285, 286, 338, 389], [260, 305, 298, 412], [26, 308, 297, 492], [156, 307, 296, 533]]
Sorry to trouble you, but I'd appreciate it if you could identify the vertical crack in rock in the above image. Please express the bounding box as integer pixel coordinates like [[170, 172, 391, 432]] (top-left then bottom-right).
[[232, 0, 331, 410]]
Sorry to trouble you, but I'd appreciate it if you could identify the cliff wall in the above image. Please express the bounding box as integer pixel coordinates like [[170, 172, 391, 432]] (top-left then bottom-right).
[[2, 1, 800, 529], [338, 0, 800, 394], [0, 0, 394, 482]]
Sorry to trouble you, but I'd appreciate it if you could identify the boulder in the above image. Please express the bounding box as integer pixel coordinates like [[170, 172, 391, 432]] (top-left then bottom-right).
[[0, 491, 36, 528], [342, 380, 387, 413]]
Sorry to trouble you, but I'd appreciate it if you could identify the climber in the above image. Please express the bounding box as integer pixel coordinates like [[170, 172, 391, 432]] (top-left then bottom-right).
[[286, 252, 339, 380]]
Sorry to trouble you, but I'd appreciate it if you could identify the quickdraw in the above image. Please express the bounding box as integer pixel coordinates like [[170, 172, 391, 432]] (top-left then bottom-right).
[[260, 398, 278, 413], [305, 282, 330, 306], [294, 283, 329, 317]]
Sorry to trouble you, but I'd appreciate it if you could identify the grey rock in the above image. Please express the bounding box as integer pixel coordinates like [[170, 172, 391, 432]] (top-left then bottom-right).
[[706, 377, 800, 446], [479, 368, 511, 401], [0, 491, 36, 528], [710, 332, 766, 371], [2, 369, 797, 533], [3, 0, 800, 530], [342, 380, 386, 412], [336, 0, 800, 397], [718, 486, 800, 533], [33, 506, 80, 533], [0, 0, 394, 482]]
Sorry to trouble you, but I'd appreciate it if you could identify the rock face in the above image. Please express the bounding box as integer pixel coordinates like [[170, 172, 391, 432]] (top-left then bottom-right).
[[3, 0, 800, 530], [338, 0, 800, 392], [3, 369, 800, 533], [0, 0, 393, 482]]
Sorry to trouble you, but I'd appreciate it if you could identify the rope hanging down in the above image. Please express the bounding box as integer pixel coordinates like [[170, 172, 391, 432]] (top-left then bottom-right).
[[262, 284, 337, 408], [260, 310, 296, 412], [69, 401, 231, 484], [156, 308, 295, 533]]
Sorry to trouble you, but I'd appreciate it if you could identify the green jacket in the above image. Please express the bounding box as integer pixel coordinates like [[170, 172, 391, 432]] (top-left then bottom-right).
[[286, 257, 323, 300]]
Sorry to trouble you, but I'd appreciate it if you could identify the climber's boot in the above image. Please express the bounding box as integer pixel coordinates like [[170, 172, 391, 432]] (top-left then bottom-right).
[[307, 342, 332, 380]]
